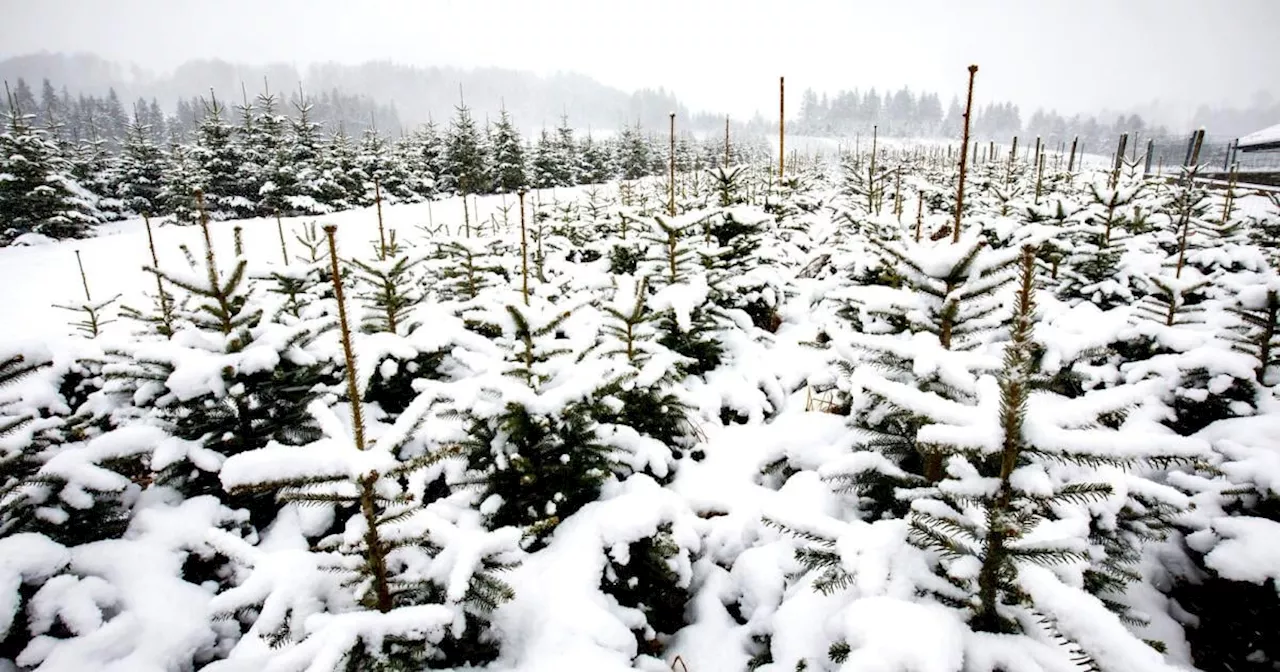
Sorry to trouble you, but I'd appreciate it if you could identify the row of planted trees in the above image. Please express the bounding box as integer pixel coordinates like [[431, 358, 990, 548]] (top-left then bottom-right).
[[0, 80, 775, 245], [3, 67, 1280, 669], [759, 85, 1280, 669], [0, 156, 807, 669]]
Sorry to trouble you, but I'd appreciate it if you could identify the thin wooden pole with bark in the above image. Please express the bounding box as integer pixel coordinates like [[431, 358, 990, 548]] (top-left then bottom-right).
[[519, 189, 530, 305], [724, 115, 731, 166], [143, 214, 173, 337], [323, 224, 367, 452], [374, 177, 387, 259], [275, 209, 289, 265], [669, 112, 677, 217], [1007, 136, 1018, 184], [915, 191, 925, 242], [778, 76, 785, 179], [952, 65, 978, 244]]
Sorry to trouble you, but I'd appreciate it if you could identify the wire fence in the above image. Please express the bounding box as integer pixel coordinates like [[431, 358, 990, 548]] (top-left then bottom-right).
[[1145, 134, 1280, 174]]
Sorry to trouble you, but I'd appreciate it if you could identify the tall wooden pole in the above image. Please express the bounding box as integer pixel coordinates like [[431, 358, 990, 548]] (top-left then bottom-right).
[[1111, 133, 1128, 188], [1007, 136, 1018, 184], [463, 191, 471, 238], [724, 115, 731, 166], [953, 65, 978, 244], [75, 250, 92, 302], [519, 189, 529, 305], [374, 177, 387, 258], [894, 168, 903, 222], [915, 191, 925, 243], [323, 225, 367, 452], [870, 124, 879, 211], [275, 209, 289, 265], [1034, 152, 1045, 204], [1189, 128, 1205, 166], [142, 214, 173, 337], [668, 112, 677, 217], [778, 76, 785, 179]]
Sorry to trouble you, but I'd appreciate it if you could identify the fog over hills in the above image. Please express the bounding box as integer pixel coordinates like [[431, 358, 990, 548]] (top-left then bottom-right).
[[0, 52, 707, 134], [5, 51, 1280, 140]]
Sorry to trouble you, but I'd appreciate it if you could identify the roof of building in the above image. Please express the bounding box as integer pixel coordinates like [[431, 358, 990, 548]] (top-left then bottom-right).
[[1239, 122, 1280, 152]]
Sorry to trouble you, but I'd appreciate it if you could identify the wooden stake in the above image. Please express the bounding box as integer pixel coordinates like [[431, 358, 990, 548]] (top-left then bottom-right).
[[1189, 129, 1205, 166], [1110, 133, 1128, 188], [275, 209, 289, 265], [1034, 152, 1045, 204], [870, 124, 880, 213], [463, 192, 471, 238], [323, 224, 367, 452], [374, 177, 387, 259], [953, 65, 978, 244], [536, 213, 545, 282], [193, 190, 221, 294], [915, 191, 925, 242], [778, 76, 785, 179], [325, 223, 394, 614], [894, 168, 903, 222], [1007, 136, 1018, 184], [724, 115, 731, 166], [143, 214, 173, 337], [519, 189, 529, 305], [75, 250, 92, 303], [669, 112, 677, 217], [1221, 164, 1239, 227], [870, 124, 878, 171]]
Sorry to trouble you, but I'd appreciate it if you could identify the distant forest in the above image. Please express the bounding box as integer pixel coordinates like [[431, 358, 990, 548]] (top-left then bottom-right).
[[0, 53, 710, 137], [3, 52, 1275, 153]]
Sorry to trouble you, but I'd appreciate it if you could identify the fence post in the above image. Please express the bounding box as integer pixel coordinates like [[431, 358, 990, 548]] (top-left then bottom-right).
[[1183, 132, 1196, 168], [1110, 133, 1128, 188], [1144, 139, 1154, 175], [1189, 129, 1206, 167]]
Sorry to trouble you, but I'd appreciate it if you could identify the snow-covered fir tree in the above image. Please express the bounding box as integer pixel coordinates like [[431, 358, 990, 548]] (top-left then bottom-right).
[[190, 94, 250, 219], [319, 128, 366, 211], [446, 100, 487, 197], [116, 108, 165, 216], [283, 88, 330, 214], [0, 98, 99, 243], [249, 87, 294, 216], [488, 108, 526, 194]]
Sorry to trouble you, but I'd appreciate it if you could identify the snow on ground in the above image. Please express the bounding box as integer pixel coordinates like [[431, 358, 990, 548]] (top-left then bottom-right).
[[5, 149, 1280, 671], [0, 189, 569, 343]]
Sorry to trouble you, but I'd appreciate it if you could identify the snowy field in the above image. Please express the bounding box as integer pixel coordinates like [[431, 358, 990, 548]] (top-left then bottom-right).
[[0, 140, 1112, 345], [3, 156, 1280, 672], [0, 192, 542, 343]]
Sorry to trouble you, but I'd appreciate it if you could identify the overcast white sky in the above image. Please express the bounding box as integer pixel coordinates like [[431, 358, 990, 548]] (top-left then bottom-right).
[[2, 0, 1278, 121]]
